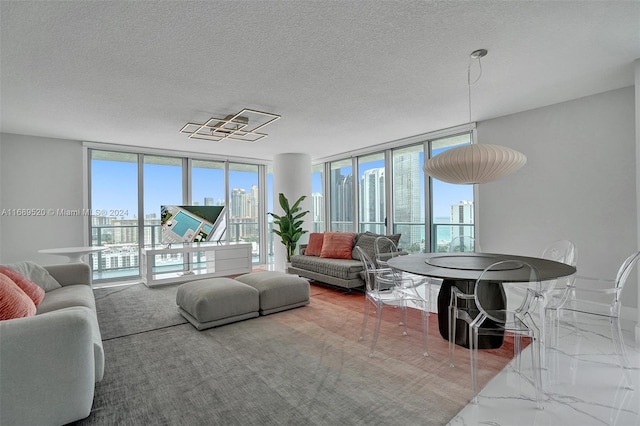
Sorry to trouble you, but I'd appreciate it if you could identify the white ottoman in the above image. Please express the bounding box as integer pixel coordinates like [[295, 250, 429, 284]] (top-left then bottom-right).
[[176, 278, 259, 330], [234, 272, 310, 315]]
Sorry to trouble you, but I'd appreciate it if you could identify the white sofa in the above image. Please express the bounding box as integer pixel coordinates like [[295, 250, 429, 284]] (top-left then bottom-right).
[[0, 262, 104, 426]]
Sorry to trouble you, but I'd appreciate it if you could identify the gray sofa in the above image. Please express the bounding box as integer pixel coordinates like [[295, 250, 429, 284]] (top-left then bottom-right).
[[288, 232, 401, 290], [0, 262, 104, 426]]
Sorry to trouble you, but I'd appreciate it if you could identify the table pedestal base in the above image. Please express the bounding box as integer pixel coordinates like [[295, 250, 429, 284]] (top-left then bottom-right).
[[437, 279, 506, 349]]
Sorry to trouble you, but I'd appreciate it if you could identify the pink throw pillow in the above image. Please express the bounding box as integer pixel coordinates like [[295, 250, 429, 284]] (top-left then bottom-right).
[[320, 232, 356, 259], [305, 233, 325, 256], [0, 272, 37, 320], [0, 266, 45, 306]]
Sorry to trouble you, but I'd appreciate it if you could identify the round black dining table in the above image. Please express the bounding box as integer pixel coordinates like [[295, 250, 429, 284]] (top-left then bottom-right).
[[387, 252, 577, 349]]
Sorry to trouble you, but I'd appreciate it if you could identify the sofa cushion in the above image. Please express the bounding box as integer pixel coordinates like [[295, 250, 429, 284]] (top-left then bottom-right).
[[4, 261, 61, 292], [320, 232, 356, 259], [37, 285, 97, 315], [291, 255, 363, 280], [0, 266, 45, 306], [0, 272, 36, 320], [305, 233, 324, 256]]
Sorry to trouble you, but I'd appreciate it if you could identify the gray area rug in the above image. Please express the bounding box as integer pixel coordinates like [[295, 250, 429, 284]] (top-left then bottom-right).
[[93, 284, 187, 340], [72, 283, 513, 425]]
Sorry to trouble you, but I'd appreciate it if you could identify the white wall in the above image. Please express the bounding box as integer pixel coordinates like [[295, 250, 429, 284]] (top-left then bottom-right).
[[477, 87, 637, 313], [0, 133, 85, 264]]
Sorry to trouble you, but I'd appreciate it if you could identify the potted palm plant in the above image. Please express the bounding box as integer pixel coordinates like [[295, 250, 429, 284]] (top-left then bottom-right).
[[269, 193, 309, 263]]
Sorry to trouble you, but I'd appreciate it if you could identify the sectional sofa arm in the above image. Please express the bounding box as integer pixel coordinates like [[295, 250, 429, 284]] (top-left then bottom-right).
[[0, 307, 96, 425], [45, 262, 92, 287]]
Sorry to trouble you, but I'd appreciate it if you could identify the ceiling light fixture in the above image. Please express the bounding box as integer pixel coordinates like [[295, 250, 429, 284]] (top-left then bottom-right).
[[423, 50, 527, 184], [180, 108, 281, 142]]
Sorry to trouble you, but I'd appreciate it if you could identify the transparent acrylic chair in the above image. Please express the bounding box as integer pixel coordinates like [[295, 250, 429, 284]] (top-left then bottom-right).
[[374, 236, 402, 269], [507, 240, 577, 364], [546, 251, 640, 389], [356, 246, 430, 358], [374, 236, 431, 305], [374, 236, 432, 353], [449, 236, 477, 253], [449, 260, 545, 409]]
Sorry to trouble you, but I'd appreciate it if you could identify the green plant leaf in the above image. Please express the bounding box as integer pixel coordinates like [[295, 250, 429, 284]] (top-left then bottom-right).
[[272, 193, 310, 263]]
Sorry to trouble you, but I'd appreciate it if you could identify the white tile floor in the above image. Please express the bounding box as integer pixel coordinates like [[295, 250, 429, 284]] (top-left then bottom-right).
[[449, 315, 640, 425]]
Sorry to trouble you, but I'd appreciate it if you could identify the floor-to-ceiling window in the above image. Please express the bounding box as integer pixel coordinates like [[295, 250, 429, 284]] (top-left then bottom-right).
[[90, 150, 139, 280], [228, 162, 260, 262], [143, 156, 183, 249], [329, 159, 354, 232], [358, 152, 385, 234], [392, 144, 425, 253], [266, 164, 274, 263], [191, 160, 226, 242], [88, 147, 268, 282], [429, 133, 475, 252], [311, 163, 324, 232], [318, 129, 474, 253]]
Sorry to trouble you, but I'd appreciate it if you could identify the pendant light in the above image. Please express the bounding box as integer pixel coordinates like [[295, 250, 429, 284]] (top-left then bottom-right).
[[423, 49, 526, 184]]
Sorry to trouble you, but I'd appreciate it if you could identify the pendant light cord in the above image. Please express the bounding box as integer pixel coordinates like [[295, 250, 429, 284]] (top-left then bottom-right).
[[467, 55, 484, 127]]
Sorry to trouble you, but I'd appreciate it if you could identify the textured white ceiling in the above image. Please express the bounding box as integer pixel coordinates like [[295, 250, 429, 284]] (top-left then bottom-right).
[[1, 1, 639, 161]]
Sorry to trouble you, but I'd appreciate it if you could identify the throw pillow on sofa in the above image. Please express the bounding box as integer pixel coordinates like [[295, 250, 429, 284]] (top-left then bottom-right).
[[3, 261, 62, 292], [320, 232, 356, 259], [305, 233, 324, 256], [0, 272, 37, 320], [0, 266, 45, 306]]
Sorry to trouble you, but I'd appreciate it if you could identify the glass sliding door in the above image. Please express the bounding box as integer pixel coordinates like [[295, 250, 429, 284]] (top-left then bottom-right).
[[357, 152, 385, 234], [143, 155, 184, 276], [266, 164, 274, 264], [311, 163, 325, 232], [429, 134, 475, 252], [228, 163, 260, 261], [392, 144, 425, 253], [90, 150, 140, 280], [143, 155, 183, 249], [191, 160, 226, 243], [329, 159, 354, 232]]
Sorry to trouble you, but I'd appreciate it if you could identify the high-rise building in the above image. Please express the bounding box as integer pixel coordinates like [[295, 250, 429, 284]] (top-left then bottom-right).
[[311, 192, 324, 232], [230, 188, 247, 218], [250, 185, 259, 220], [392, 151, 422, 246], [330, 169, 352, 231], [229, 186, 259, 239], [450, 200, 474, 240], [360, 167, 385, 233]]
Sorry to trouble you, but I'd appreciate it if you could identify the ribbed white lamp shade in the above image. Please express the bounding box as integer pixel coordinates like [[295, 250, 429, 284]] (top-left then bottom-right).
[[424, 144, 527, 184]]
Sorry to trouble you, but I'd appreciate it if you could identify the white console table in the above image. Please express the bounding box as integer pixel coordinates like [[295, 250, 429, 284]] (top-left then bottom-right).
[[140, 243, 252, 287], [38, 246, 108, 263]]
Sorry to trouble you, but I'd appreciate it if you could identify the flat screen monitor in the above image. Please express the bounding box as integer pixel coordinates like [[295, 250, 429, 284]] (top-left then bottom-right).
[[161, 205, 226, 244]]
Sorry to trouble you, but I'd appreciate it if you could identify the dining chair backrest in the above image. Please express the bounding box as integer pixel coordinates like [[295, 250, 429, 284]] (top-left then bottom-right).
[[542, 240, 577, 266], [374, 236, 401, 268], [474, 260, 542, 325], [356, 246, 377, 293], [356, 246, 395, 294], [614, 251, 640, 299], [449, 236, 477, 253]]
